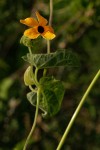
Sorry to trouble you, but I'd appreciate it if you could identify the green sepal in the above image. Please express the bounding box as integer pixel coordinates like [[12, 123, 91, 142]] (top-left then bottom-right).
[[27, 76, 65, 118], [20, 35, 42, 49], [22, 49, 80, 69]]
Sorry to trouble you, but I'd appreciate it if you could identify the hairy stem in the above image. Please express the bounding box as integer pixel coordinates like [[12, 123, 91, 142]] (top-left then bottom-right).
[[23, 88, 41, 150], [56, 70, 100, 150]]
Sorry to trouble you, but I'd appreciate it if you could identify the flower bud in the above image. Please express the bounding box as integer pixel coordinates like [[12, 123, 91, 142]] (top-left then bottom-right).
[[24, 66, 34, 86]]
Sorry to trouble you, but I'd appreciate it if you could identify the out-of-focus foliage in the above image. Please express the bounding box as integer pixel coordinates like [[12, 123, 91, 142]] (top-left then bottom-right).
[[0, 0, 100, 150]]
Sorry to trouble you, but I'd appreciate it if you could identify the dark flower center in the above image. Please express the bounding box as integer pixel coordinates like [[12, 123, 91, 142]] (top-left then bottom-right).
[[38, 26, 44, 33]]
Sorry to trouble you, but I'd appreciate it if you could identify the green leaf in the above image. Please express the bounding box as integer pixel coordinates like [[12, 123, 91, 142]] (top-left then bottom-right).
[[27, 92, 37, 106], [22, 49, 79, 69], [27, 76, 65, 118]]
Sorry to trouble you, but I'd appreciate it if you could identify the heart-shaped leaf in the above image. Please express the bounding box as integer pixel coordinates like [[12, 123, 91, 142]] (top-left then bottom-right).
[[22, 49, 79, 69], [27, 76, 65, 118]]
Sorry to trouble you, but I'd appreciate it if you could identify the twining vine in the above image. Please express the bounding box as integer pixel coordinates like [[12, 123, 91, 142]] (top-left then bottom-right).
[[19, 0, 100, 150]]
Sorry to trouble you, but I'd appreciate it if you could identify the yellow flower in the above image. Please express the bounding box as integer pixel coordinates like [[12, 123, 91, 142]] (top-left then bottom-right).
[[20, 11, 56, 40]]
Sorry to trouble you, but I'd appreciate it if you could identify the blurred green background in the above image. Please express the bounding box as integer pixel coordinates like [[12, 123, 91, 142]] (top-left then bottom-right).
[[0, 0, 100, 150]]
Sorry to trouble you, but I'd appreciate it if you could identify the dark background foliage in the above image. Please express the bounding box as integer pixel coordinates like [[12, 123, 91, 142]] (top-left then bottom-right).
[[0, 0, 100, 150]]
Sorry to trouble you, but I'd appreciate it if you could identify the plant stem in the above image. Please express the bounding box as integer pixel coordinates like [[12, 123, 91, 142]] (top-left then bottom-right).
[[28, 47, 32, 55], [45, 0, 53, 75], [35, 67, 39, 85], [47, 0, 53, 54], [28, 47, 39, 87], [29, 85, 37, 93], [30, 66, 39, 87], [56, 70, 100, 150], [49, 0, 53, 26], [23, 88, 41, 150], [47, 40, 50, 54], [43, 68, 47, 77]]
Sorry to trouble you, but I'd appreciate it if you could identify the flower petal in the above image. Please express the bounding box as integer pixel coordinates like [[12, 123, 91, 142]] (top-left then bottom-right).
[[42, 31, 56, 40], [24, 28, 40, 39], [44, 25, 55, 33], [36, 11, 48, 26], [20, 18, 38, 27], [42, 26, 56, 40]]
